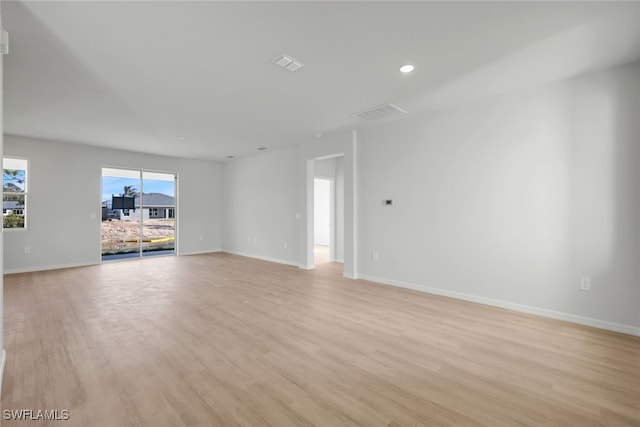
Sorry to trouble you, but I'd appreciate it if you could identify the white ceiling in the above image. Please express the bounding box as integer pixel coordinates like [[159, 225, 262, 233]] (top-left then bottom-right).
[[3, 1, 639, 161]]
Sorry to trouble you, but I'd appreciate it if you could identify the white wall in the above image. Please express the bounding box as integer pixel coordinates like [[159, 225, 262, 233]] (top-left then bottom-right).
[[358, 62, 640, 332], [3, 135, 222, 273], [217, 62, 639, 334], [313, 178, 331, 246], [221, 131, 356, 273], [221, 146, 300, 265]]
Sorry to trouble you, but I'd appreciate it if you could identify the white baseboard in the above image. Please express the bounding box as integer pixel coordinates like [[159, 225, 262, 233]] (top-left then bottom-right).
[[343, 272, 358, 279], [335, 258, 345, 264], [4, 250, 224, 274], [180, 249, 221, 256], [4, 261, 98, 275], [0, 349, 6, 399], [222, 250, 299, 267], [358, 274, 640, 337]]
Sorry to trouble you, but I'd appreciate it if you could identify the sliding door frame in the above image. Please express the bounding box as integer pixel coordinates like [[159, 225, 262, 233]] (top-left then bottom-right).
[[100, 166, 178, 261]]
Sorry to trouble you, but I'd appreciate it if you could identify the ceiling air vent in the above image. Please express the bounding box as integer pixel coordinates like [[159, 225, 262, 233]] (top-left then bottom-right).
[[352, 103, 407, 121], [273, 54, 304, 72]]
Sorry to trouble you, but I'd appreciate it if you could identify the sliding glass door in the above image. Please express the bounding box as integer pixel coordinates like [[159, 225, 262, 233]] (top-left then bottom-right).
[[140, 171, 176, 257], [101, 168, 176, 261]]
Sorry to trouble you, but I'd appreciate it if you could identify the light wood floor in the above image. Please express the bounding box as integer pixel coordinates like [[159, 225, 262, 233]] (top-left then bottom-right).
[[314, 245, 331, 265], [2, 253, 639, 426]]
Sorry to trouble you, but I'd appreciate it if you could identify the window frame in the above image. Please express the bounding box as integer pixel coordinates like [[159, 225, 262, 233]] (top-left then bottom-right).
[[3, 157, 29, 231]]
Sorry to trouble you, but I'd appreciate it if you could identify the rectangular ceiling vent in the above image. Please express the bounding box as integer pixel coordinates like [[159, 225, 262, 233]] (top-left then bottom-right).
[[273, 54, 304, 72], [352, 103, 407, 121]]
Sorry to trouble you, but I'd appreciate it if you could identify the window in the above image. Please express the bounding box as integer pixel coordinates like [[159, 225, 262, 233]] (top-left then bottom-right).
[[149, 208, 159, 217], [3, 157, 28, 229]]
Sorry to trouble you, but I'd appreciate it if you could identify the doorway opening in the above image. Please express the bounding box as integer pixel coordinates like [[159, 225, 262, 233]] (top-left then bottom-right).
[[101, 168, 177, 261], [314, 177, 333, 264], [313, 156, 345, 267]]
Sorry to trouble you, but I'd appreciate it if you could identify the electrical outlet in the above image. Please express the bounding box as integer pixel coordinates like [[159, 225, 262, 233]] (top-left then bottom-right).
[[284, 241, 288, 249], [579, 276, 591, 291], [371, 251, 379, 262], [24, 246, 31, 254]]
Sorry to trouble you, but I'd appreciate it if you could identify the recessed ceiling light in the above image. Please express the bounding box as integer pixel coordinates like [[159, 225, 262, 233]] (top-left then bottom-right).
[[226, 155, 235, 159], [400, 64, 415, 73], [257, 147, 267, 151], [178, 137, 185, 141]]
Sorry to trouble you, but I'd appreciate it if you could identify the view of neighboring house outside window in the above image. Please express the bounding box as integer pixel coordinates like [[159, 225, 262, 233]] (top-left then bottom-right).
[[3, 157, 28, 229]]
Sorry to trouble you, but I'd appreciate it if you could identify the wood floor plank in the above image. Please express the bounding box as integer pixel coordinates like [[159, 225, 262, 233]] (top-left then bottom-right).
[[1, 253, 639, 426]]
